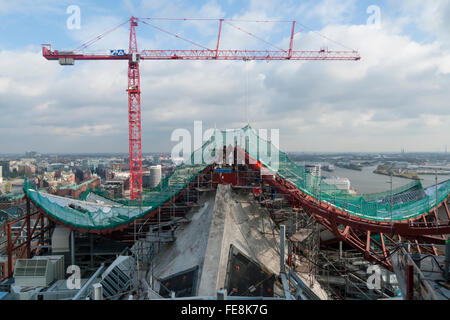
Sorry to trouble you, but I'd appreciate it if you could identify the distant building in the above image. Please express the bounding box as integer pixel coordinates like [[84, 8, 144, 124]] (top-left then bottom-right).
[[112, 172, 130, 191], [18, 164, 36, 175], [39, 171, 76, 188], [171, 157, 184, 166], [112, 163, 122, 173], [305, 164, 321, 177], [37, 170, 99, 199], [142, 172, 151, 188], [74, 168, 84, 183], [143, 165, 162, 189], [0, 166, 2, 184], [149, 165, 162, 189], [0, 161, 10, 178], [322, 164, 335, 172], [25, 151, 39, 158], [0, 193, 25, 210], [104, 180, 125, 198], [51, 176, 100, 199]]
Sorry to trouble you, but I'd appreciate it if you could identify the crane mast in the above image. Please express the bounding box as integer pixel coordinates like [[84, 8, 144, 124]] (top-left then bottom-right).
[[42, 16, 360, 200], [127, 17, 143, 200]]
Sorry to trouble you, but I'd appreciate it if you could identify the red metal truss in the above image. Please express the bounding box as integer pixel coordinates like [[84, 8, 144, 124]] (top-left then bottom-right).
[[262, 174, 450, 271], [42, 46, 360, 62], [127, 17, 143, 200], [1, 199, 50, 279], [17, 142, 449, 272], [139, 49, 360, 60], [42, 16, 360, 199], [240, 148, 450, 271], [23, 166, 215, 236]]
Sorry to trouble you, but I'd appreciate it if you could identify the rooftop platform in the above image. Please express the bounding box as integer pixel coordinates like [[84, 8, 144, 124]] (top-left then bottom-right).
[[149, 184, 329, 299]]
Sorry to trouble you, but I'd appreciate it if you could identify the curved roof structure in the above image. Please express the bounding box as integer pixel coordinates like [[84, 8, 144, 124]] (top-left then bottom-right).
[[24, 126, 450, 232]]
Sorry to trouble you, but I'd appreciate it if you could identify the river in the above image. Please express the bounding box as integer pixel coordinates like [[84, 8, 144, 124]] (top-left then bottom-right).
[[329, 165, 448, 194]]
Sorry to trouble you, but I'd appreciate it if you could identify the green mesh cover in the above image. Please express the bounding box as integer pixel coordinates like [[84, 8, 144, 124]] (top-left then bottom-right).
[[24, 126, 450, 230]]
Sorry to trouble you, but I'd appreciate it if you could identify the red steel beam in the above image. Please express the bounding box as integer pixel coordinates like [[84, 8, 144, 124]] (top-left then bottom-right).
[[26, 165, 215, 235], [406, 264, 414, 300], [380, 233, 388, 261], [5, 208, 49, 278], [243, 148, 449, 270], [6, 223, 12, 278], [415, 240, 422, 254], [444, 201, 450, 220], [26, 199, 31, 258], [366, 230, 371, 258], [43, 48, 360, 62], [128, 16, 143, 200]]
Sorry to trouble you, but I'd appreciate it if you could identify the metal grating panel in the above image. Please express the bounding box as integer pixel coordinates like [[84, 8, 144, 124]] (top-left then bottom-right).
[[100, 266, 131, 300]]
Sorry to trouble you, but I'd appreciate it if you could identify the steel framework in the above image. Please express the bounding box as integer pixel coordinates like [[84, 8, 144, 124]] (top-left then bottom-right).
[[1, 199, 50, 279], [127, 17, 142, 200], [16, 145, 450, 273], [255, 164, 450, 271]]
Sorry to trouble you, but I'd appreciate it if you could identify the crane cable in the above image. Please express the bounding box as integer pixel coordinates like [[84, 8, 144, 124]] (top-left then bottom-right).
[[74, 19, 130, 52], [138, 18, 211, 51], [245, 59, 250, 125]]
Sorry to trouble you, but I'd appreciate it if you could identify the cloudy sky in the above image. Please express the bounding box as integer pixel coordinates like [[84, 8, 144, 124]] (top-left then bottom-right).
[[0, 0, 449, 154]]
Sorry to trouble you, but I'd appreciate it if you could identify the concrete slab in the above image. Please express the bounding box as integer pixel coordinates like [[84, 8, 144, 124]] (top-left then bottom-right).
[[151, 192, 216, 286], [150, 185, 329, 299]]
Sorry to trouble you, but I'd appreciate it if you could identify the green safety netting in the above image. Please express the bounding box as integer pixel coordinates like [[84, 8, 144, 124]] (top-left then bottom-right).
[[361, 180, 423, 202], [23, 130, 220, 230], [237, 126, 450, 222], [24, 126, 450, 231]]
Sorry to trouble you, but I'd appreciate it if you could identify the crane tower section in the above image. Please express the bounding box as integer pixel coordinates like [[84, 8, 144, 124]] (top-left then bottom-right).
[[127, 17, 143, 200]]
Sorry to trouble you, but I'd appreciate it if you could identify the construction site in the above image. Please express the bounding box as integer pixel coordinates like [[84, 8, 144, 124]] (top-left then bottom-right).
[[0, 16, 449, 301]]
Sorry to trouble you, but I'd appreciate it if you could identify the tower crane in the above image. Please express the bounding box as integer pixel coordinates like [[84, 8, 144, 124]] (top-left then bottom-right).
[[42, 16, 360, 200]]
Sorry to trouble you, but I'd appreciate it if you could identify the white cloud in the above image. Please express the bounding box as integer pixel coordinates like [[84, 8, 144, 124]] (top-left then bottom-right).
[[0, 0, 67, 15], [1, 0, 450, 153], [304, 0, 357, 25], [397, 0, 450, 42]]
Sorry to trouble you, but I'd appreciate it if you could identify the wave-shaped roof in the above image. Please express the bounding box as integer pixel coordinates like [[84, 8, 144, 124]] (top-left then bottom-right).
[[24, 126, 450, 231]]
